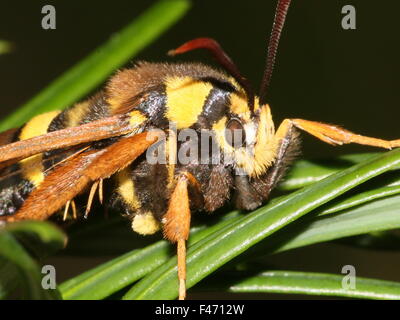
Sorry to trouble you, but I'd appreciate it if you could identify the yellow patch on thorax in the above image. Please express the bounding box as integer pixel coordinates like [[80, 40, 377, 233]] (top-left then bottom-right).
[[116, 168, 140, 210], [165, 76, 213, 129], [19, 110, 61, 187]]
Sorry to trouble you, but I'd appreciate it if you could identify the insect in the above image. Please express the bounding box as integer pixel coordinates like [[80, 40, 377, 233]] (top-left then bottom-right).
[[0, 0, 399, 300]]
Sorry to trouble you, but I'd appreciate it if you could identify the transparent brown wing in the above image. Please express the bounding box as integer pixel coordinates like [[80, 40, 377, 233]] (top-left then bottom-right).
[[1, 131, 161, 222]]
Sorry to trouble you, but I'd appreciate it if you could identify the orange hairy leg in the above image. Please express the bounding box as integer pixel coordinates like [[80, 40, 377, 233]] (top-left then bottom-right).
[[163, 172, 201, 300], [275, 118, 400, 149]]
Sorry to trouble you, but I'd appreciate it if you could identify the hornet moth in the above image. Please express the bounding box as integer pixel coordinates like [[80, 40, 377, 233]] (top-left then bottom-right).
[[1, 0, 400, 300]]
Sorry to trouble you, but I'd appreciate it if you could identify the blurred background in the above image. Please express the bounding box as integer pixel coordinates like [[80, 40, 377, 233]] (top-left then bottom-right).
[[0, 0, 399, 298]]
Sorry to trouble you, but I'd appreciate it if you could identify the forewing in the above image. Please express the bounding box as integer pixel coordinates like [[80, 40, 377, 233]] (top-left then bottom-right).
[[1, 131, 161, 222], [0, 114, 133, 164]]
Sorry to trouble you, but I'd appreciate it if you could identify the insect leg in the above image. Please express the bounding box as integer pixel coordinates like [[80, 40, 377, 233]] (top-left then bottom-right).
[[62, 199, 78, 220], [250, 121, 300, 202], [163, 172, 199, 300], [277, 118, 400, 149], [98, 179, 104, 204], [63, 200, 71, 221], [84, 181, 100, 218], [85, 178, 104, 218], [71, 200, 77, 219]]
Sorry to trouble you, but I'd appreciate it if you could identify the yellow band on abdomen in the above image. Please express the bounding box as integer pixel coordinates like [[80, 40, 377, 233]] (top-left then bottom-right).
[[19, 110, 61, 187]]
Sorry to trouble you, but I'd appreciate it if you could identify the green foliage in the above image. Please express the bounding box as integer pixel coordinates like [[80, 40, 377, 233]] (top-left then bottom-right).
[[0, 221, 66, 299], [121, 150, 400, 299], [205, 270, 400, 299]]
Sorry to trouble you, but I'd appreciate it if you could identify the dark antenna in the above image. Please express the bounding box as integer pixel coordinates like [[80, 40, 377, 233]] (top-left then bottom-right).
[[259, 0, 292, 105], [168, 37, 255, 111]]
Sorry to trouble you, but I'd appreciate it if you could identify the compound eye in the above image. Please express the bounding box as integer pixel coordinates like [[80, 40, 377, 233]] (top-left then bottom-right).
[[225, 118, 246, 148]]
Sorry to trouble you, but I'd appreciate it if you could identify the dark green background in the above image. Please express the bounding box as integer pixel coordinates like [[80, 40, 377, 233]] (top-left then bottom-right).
[[1, 0, 400, 298]]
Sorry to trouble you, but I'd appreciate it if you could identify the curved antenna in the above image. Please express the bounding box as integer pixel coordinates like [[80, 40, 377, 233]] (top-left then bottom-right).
[[168, 37, 255, 111], [259, 0, 292, 105]]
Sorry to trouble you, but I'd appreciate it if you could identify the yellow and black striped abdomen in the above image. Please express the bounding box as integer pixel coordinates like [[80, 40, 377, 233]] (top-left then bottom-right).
[[0, 92, 111, 216], [0, 110, 61, 215]]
